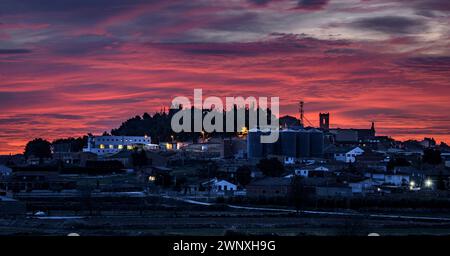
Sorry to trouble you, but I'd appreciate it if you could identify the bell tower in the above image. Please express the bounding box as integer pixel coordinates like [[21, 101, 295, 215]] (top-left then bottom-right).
[[319, 113, 330, 131]]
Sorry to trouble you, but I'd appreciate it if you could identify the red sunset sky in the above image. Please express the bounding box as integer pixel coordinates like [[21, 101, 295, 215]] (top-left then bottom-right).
[[0, 0, 449, 154]]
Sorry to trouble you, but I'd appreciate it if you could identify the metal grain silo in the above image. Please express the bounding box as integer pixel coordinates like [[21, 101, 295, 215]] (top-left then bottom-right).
[[296, 129, 310, 158], [280, 129, 297, 157], [263, 131, 276, 156], [247, 129, 263, 159], [309, 128, 324, 157]]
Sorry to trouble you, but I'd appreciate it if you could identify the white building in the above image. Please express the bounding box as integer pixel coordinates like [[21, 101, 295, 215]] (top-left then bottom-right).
[[212, 179, 237, 192], [295, 169, 309, 177], [364, 172, 410, 187], [335, 147, 364, 163], [202, 178, 238, 193], [83, 135, 152, 156]]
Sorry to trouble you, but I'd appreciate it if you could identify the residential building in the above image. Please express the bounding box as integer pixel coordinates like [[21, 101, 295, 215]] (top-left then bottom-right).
[[246, 177, 291, 198], [334, 146, 364, 163], [83, 135, 152, 156], [0, 165, 12, 177], [348, 178, 379, 194], [201, 178, 238, 194]]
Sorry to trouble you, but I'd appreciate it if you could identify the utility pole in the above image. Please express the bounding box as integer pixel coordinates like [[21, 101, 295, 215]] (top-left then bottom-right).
[[299, 101, 304, 127]]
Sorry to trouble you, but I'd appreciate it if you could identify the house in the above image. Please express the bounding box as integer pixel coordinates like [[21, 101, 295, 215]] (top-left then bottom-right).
[[419, 138, 436, 148], [53, 151, 97, 166], [246, 177, 291, 198], [202, 178, 237, 193], [104, 150, 134, 168], [1, 171, 76, 193], [385, 173, 410, 186], [26, 155, 52, 166], [214, 179, 237, 192], [284, 157, 295, 165], [441, 152, 450, 168], [349, 178, 379, 194], [294, 166, 330, 178], [335, 147, 364, 163], [364, 170, 410, 187], [0, 165, 12, 177], [295, 169, 309, 177]]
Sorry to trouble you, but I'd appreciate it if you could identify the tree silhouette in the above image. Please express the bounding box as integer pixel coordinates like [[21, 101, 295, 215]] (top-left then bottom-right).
[[236, 165, 252, 186], [257, 158, 285, 177], [131, 150, 149, 168], [24, 138, 52, 163], [290, 175, 306, 213]]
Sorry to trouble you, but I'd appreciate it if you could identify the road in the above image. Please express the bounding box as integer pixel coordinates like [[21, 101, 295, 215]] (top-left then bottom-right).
[[163, 195, 450, 222]]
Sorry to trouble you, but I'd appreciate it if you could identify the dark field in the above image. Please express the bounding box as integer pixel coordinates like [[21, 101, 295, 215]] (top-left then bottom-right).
[[2, 195, 450, 236]]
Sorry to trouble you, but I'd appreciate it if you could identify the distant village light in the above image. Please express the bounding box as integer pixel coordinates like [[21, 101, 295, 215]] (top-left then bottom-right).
[[425, 179, 433, 188]]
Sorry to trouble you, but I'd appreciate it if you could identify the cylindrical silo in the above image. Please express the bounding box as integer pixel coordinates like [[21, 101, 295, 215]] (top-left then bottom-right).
[[247, 129, 263, 159], [281, 129, 297, 157], [296, 129, 310, 158], [309, 128, 324, 157]]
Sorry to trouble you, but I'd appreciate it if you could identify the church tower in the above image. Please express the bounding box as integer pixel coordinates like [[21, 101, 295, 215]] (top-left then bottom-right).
[[319, 113, 330, 130]]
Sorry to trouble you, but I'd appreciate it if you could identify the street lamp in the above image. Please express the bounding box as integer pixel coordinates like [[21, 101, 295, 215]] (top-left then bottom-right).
[[409, 181, 415, 190], [425, 179, 433, 188]]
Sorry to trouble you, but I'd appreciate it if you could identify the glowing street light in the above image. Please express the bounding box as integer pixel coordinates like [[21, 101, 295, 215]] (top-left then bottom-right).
[[409, 181, 416, 190], [425, 179, 433, 188]]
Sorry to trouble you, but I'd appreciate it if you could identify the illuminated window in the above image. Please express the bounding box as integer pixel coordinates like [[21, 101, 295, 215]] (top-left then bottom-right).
[[127, 145, 133, 150], [109, 145, 114, 149], [99, 144, 105, 149], [118, 145, 123, 150]]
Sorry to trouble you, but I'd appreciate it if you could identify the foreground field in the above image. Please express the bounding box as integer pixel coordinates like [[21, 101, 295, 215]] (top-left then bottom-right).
[[2, 196, 450, 236]]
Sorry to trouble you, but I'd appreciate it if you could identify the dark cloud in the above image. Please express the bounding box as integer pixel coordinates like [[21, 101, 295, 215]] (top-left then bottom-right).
[[341, 107, 423, 120], [44, 35, 118, 55], [295, 0, 329, 10], [413, 0, 450, 11], [155, 35, 354, 57], [0, 91, 57, 109], [0, 114, 84, 126], [351, 16, 427, 34], [38, 114, 85, 120], [0, 49, 32, 54], [324, 48, 360, 55], [0, 0, 149, 15], [399, 56, 450, 73], [179, 47, 260, 56], [0, 0, 155, 27], [247, 0, 273, 6]]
